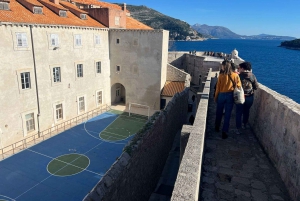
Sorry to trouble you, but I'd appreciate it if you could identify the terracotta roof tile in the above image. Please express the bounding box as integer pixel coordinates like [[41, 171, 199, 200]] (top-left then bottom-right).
[[0, 0, 152, 30], [60, 1, 88, 14], [72, 0, 122, 10], [126, 16, 152, 30], [22, 0, 44, 6], [0, 0, 105, 27], [161, 81, 185, 97], [38, 0, 67, 10]]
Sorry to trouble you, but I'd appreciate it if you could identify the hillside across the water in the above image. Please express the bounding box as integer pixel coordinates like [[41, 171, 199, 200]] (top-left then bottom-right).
[[119, 4, 205, 41], [192, 24, 296, 40]]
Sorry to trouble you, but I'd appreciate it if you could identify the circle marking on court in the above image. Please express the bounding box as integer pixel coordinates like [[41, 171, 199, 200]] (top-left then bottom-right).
[[47, 153, 90, 177]]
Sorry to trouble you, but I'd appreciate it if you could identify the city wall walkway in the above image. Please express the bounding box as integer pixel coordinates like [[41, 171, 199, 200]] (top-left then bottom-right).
[[200, 78, 291, 200], [171, 70, 297, 201]]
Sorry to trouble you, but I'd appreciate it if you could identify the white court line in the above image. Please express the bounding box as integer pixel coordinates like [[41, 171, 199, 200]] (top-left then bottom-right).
[[0, 194, 15, 201], [14, 140, 107, 199], [11, 113, 129, 200], [14, 149, 96, 200], [27, 149, 103, 176], [46, 153, 90, 177], [83, 113, 120, 141], [83, 129, 129, 144], [101, 130, 130, 138], [119, 115, 148, 122], [84, 114, 134, 144]]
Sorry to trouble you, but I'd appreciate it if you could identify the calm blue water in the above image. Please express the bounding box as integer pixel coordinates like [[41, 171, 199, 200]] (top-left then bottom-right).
[[169, 39, 300, 104]]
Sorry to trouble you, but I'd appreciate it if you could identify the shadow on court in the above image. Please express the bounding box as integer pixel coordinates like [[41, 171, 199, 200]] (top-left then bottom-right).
[[0, 110, 147, 201]]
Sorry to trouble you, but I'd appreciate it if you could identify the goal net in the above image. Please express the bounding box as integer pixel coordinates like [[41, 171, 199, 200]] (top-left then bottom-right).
[[128, 102, 150, 120]]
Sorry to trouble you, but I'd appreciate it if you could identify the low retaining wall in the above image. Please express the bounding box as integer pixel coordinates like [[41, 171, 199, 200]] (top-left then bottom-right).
[[171, 69, 212, 200], [249, 84, 300, 201], [84, 88, 189, 201]]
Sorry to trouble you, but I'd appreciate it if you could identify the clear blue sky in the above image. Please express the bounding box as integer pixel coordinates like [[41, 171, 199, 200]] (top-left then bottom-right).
[[105, 0, 300, 38]]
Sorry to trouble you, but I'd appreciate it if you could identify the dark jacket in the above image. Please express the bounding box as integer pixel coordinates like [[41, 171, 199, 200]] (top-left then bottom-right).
[[239, 71, 259, 96]]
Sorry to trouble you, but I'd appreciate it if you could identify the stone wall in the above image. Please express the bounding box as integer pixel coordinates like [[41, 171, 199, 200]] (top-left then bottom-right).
[[84, 88, 189, 201], [171, 69, 212, 201], [185, 54, 205, 86], [249, 84, 300, 201], [167, 64, 190, 85], [203, 60, 220, 72], [168, 52, 186, 70], [168, 52, 219, 88], [109, 29, 169, 111]]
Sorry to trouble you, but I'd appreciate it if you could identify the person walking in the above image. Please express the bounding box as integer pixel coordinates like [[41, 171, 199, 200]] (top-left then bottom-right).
[[235, 62, 259, 134], [214, 59, 241, 139]]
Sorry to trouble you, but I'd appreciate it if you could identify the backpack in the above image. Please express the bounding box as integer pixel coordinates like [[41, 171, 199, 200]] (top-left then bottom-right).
[[242, 78, 253, 96]]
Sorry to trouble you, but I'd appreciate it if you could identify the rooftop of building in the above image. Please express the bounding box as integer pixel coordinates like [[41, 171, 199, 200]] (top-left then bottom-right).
[[161, 81, 185, 97], [0, 0, 152, 29]]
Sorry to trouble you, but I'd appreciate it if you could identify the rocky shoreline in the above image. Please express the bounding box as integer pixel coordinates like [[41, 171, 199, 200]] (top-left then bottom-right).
[[279, 45, 300, 50]]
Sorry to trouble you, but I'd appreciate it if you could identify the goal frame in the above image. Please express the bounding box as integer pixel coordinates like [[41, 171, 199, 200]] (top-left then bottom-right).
[[128, 102, 150, 119]]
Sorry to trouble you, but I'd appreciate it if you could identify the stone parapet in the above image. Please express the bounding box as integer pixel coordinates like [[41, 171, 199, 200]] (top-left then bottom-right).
[[171, 69, 212, 201], [250, 84, 300, 201]]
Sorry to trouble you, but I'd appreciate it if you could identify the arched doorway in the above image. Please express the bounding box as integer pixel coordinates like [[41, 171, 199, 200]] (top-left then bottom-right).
[[111, 83, 126, 105]]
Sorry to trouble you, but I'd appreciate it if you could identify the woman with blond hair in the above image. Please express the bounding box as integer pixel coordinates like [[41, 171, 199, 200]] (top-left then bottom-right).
[[214, 59, 241, 139]]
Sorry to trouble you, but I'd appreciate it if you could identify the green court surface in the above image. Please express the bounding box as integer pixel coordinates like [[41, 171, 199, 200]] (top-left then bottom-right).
[[100, 110, 148, 141], [47, 154, 89, 176]]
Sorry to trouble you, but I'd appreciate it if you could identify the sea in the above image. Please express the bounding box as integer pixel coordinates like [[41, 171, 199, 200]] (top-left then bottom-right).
[[169, 39, 300, 104]]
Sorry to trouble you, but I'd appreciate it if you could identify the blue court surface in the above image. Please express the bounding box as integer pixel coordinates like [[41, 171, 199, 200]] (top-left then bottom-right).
[[0, 111, 146, 201]]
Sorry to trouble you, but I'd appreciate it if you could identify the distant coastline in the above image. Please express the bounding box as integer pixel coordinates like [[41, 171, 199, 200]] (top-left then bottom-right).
[[279, 46, 300, 50]]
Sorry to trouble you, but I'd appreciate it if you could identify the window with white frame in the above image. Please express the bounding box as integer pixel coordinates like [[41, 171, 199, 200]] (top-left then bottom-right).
[[21, 72, 31, 89], [50, 34, 59, 46], [78, 96, 85, 113], [56, 103, 63, 120], [96, 61, 101, 74], [75, 34, 82, 46], [116, 65, 120, 72], [53, 67, 61, 82], [25, 113, 35, 132], [116, 88, 120, 97], [95, 35, 100, 45], [16, 33, 28, 47], [115, 16, 120, 25], [77, 64, 83, 77], [96, 91, 102, 106]]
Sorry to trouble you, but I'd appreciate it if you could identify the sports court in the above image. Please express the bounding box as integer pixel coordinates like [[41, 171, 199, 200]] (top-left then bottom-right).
[[0, 109, 148, 201]]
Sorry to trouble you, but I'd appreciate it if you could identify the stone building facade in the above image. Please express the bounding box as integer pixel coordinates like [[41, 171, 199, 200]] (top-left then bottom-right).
[[0, 0, 172, 148]]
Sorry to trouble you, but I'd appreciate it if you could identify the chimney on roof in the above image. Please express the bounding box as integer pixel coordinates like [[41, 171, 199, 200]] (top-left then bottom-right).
[[50, 0, 59, 5], [123, 3, 126, 11]]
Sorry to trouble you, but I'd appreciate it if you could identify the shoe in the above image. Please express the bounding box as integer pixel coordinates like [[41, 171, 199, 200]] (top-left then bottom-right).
[[222, 132, 228, 139], [235, 128, 242, 135], [241, 124, 246, 129]]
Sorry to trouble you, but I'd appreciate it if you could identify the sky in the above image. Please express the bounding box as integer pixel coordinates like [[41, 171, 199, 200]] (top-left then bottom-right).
[[105, 0, 300, 38]]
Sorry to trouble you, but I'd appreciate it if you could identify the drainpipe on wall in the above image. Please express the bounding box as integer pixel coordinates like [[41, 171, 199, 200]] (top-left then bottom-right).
[[30, 25, 41, 137]]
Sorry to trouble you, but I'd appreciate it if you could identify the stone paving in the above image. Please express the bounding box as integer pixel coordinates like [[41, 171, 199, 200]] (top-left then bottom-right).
[[200, 91, 291, 201]]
